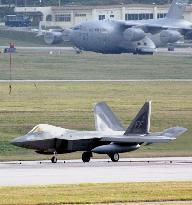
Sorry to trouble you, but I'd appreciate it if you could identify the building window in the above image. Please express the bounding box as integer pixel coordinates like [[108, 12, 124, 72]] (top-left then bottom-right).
[[55, 14, 71, 22], [46, 15, 52, 21], [157, 13, 167, 18], [110, 15, 114, 18], [99, 15, 105, 20], [75, 13, 86, 17], [125, 13, 153, 21]]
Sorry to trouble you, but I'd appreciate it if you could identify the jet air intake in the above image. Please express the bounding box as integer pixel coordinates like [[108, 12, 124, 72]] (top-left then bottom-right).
[[44, 32, 63, 45], [160, 30, 182, 44], [123, 28, 145, 41]]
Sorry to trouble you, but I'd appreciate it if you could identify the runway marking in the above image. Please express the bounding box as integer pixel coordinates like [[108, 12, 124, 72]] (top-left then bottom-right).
[[67, 201, 192, 204], [62, 201, 192, 204], [0, 79, 192, 83], [0, 157, 192, 186]]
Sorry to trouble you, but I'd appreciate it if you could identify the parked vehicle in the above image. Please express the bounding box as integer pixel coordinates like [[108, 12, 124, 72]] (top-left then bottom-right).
[[5, 14, 31, 27]]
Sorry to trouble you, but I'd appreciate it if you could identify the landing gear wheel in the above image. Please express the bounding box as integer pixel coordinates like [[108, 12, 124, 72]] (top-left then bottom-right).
[[82, 152, 92, 163], [51, 156, 57, 163], [109, 153, 119, 162]]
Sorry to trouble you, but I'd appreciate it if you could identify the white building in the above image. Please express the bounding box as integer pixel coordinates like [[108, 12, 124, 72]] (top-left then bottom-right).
[[14, 4, 192, 28]]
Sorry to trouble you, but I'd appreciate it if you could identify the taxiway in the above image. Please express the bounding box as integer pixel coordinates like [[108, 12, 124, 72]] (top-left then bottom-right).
[[0, 157, 192, 186]]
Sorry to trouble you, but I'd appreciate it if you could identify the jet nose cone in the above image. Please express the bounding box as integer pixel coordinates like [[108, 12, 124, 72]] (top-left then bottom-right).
[[10, 136, 26, 147]]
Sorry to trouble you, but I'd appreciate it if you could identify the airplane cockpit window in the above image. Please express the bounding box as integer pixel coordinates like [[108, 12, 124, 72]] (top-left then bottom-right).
[[27, 124, 66, 136], [73, 26, 81, 30], [28, 125, 44, 134]]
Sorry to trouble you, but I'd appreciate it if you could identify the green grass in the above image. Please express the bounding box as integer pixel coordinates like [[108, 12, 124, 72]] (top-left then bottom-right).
[[0, 29, 72, 47], [0, 29, 45, 46], [0, 51, 192, 80], [0, 182, 192, 204], [0, 82, 191, 160]]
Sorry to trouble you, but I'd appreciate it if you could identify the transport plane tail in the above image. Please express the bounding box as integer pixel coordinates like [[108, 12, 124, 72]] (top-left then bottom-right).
[[124, 101, 151, 135], [94, 102, 124, 132], [166, 0, 189, 19]]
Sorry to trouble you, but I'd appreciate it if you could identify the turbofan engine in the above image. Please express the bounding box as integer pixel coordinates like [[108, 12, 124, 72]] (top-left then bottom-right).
[[123, 28, 145, 41], [160, 30, 182, 44], [44, 31, 63, 45]]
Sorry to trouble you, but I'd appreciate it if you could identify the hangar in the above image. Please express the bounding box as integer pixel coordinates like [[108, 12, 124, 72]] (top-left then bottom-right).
[[14, 4, 192, 27]]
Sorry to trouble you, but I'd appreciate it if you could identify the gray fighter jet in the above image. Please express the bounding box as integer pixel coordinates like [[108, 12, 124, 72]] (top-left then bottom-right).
[[11, 101, 187, 163], [43, 0, 192, 54]]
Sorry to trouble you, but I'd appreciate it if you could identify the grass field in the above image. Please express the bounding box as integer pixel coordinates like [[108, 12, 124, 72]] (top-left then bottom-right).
[[0, 182, 192, 204], [0, 29, 44, 46], [0, 50, 192, 80], [0, 82, 191, 160]]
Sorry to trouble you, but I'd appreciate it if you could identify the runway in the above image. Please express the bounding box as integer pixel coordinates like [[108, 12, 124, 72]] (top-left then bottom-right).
[[0, 157, 192, 186], [0, 46, 192, 55]]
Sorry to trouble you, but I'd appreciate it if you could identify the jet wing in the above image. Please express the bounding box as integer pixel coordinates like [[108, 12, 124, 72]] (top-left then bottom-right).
[[117, 20, 192, 34], [100, 127, 187, 144], [100, 135, 175, 143]]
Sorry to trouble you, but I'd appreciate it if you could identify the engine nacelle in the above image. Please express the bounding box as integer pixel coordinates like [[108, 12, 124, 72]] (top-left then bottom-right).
[[92, 143, 140, 154], [160, 30, 182, 44], [62, 28, 72, 42], [123, 28, 145, 41], [44, 31, 63, 45]]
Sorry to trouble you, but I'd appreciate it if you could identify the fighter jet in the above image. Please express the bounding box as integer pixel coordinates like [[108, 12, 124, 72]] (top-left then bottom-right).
[[11, 101, 187, 163], [41, 0, 192, 54]]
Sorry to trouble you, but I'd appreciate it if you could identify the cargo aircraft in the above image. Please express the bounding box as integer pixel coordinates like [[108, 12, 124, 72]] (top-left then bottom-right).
[[11, 101, 187, 163], [38, 0, 192, 54]]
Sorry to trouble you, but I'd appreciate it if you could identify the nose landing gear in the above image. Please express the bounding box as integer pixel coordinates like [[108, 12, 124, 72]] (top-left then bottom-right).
[[51, 152, 57, 163]]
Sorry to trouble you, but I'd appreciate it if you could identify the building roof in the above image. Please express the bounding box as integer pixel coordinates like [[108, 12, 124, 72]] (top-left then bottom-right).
[[51, 4, 169, 11]]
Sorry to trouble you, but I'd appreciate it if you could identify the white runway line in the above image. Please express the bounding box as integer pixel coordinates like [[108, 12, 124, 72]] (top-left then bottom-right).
[[0, 157, 192, 186], [0, 79, 192, 83]]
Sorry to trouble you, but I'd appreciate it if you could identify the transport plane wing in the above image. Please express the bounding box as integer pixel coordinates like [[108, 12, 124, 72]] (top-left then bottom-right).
[[11, 101, 187, 163]]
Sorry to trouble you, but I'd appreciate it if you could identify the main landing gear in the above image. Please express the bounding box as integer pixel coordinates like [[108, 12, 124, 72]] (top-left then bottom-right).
[[50, 152, 120, 163], [108, 153, 119, 162], [82, 152, 92, 162], [51, 152, 57, 163]]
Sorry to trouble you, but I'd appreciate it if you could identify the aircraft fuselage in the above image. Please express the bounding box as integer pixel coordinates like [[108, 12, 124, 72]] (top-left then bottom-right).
[[69, 20, 156, 54]]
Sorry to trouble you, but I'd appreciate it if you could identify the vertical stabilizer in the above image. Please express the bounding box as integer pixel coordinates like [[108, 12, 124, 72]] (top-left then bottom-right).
[[94, 102, 124, 132], [124, 101, 151, 135], [166, 0, 188, 19]]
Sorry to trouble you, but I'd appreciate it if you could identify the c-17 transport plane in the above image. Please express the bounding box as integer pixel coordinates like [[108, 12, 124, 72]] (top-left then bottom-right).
[[11, 101, 187, 163], [39, 0, 192, 54]]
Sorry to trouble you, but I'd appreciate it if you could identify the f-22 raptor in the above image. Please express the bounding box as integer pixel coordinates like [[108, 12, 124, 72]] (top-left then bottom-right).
[[11, 102, 187, 163]]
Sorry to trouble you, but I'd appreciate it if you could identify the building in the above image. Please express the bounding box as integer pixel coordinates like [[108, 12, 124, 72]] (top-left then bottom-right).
[[14, 4, 192, 28]]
